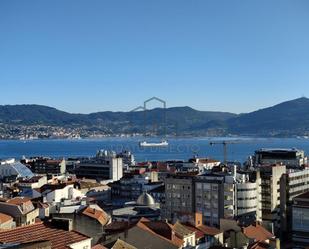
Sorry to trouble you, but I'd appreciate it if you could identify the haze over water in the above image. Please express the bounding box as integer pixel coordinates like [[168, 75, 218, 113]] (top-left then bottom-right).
[[0, 137, 308, 163]]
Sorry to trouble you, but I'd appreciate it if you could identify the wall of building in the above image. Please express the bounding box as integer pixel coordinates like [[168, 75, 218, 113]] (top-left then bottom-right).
[[280, 169, 309, 236], [0, 219, 15, 230], [236, 182, 257, 216], [45, 185, 83, 203], [68, 238, 92, 249], [292, 200, 309, 247], [256, 165, 286, 234], [163, 176, 194, 222], [53, 213, 104, 246], [195, 176, 224, 227]]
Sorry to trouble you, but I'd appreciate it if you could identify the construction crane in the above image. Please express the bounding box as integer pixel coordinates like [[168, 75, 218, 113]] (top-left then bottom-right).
[[209, 140, 240, 165]]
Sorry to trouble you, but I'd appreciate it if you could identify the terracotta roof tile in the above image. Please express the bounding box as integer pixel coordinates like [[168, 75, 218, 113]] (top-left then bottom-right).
[[182, 224, 204, 239], [136, 218, 183, 247], [7, 197, 31, 205], [82, 207, 109, 225], [197, 224, 222, 236], [243, 224, 274, 242], [0, 222, 90, 249], [0, 213, 13, 224]]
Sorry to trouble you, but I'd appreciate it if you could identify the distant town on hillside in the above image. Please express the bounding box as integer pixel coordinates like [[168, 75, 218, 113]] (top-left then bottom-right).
[[1, 97, 309, 139]]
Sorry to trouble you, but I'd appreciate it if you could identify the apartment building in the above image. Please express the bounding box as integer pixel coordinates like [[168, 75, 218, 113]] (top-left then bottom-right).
[[31, 158, 66, 175], [256, 164, 286, 234], [280, 168, 309, 237], [225, 169, 258, 220], [196, 169, 257, 227], [254, 148, 306, 168], [75, 150, 123, 181], [163, 174, 195, 222], [292, 191, 309, 248], [195, 174, 225, 227]]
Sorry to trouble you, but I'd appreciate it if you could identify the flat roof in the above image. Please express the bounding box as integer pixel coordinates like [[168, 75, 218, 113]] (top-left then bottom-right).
[[256, 148, 302, 153]]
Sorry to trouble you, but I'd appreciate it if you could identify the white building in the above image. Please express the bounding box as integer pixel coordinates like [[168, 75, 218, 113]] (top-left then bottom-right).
[[42, 184, 84, 203], [256, 164, 286, 234], [224, 167, 258, 220]]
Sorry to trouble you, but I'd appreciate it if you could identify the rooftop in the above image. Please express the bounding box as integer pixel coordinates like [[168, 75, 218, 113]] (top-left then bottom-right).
[[136, 192, 155, 206], [136, 218, 182, 247], [112, 239, 137, 249], [197, 224, 222, 236], [6, 197, 31, 206], [0, 222, 90, 249], [0, 161, 34, 178], [243, 223, 274, 242], [183, 223, 222, 237], [91, 244, 108, 249], [18, 175, 45, 183], [256, 148, 302, 153], [172, 221, 193, 237], [0, 213, 13, 224], [104, 221, 136, 233], [81, 207, 109, 225], [293, 191, 309, 201]]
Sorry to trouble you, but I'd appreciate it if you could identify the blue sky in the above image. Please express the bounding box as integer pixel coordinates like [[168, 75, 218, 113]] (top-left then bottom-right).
[[0, 0, 309, 114]]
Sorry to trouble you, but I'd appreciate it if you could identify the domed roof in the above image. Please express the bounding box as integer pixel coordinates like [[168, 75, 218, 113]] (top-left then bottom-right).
[[136, 192, 155, 206]]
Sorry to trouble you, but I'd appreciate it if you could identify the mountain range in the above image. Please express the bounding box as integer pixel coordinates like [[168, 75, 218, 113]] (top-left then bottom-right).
[[1, 97, 309, 137]]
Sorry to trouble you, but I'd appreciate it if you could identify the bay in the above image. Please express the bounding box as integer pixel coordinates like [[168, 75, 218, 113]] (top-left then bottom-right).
[[0, 137, 308, 163]]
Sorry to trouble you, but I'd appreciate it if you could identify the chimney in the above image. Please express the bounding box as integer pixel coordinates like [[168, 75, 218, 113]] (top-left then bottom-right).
[[192, 212, 203, 227]]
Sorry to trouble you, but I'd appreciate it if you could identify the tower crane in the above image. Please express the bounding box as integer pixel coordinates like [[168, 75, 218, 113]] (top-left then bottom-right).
[[209, 140, 239, 165]]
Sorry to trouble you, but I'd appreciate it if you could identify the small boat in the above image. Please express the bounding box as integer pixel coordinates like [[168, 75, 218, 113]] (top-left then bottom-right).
[[139, 140, 168, 147]]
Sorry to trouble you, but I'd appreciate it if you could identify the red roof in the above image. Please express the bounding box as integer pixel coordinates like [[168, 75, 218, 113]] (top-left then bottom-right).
[[136, 218, 183, 247], [243, 224, 274, 242], [197, 224, 221, 236], [0, 222, 90, 249], [0, 213, 13, 224], [7, 197, 31, 205], [81, 207, 109, 225], [182, 223, 221, 239], [182, 224, 204, 239], [105, 221, 136, 233]]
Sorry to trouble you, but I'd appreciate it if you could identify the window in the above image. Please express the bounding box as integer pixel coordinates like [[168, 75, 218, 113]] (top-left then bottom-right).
[[203, 183, 211, 190], [212, 185, 218, 191]]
